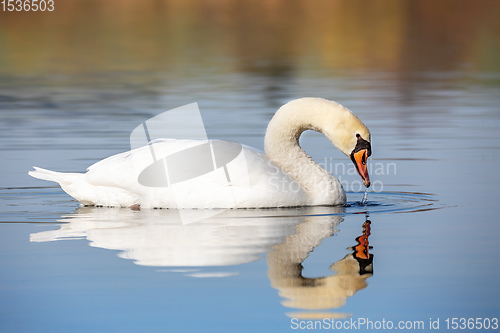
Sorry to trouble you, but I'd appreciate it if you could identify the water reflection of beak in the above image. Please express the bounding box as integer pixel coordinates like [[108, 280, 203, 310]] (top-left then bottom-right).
[[353, 220, 372, 260], [351, 149, 370, 188]]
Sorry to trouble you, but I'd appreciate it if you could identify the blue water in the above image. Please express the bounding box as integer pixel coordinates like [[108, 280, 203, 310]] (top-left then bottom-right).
[[1, 69, 499, 332], [1, 2, 500, 332]]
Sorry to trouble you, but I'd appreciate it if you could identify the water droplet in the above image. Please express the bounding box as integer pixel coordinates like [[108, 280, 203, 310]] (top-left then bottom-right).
[[360, 188, 369, 205]]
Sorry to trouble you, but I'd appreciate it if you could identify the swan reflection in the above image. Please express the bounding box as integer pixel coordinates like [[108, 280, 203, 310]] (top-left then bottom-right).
[[268, 219, 373, 319], [31, 207, 305, 267], [30, 207, 373, 316]]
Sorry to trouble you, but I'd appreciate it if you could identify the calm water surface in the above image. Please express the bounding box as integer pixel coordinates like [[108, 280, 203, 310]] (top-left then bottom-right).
[[1, 2, 500, 332]]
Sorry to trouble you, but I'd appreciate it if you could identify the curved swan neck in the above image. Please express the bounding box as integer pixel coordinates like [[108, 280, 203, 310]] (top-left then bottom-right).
[[264, 99, 352, 205], [265, 98, 370, 155], [264, 98, 370, 205]]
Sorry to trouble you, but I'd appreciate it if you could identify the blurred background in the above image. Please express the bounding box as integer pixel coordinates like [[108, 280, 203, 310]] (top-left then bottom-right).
[[1, 0, 499, 174], [2, 0, 499, 74]]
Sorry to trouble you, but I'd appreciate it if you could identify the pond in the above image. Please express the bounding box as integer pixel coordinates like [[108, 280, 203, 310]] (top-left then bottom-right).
[[1, 1, 499, 332]]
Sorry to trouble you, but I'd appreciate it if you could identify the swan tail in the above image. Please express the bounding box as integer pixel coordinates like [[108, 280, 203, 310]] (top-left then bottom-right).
[[28, 167, 83, 185], [29, 167, 137, 207]]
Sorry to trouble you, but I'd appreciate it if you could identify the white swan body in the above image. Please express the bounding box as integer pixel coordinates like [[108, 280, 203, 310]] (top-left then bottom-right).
[[29, 98, 371, 209]]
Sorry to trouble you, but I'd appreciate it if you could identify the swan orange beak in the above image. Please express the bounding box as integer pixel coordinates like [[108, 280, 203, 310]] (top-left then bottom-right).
[[352, 149, 370, 188]]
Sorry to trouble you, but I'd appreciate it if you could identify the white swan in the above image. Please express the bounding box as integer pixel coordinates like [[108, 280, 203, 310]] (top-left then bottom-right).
[[29, 98, 371, 208]]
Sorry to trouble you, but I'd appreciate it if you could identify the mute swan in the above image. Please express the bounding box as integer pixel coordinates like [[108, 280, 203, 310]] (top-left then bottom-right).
[[29, 98, 371, 209]]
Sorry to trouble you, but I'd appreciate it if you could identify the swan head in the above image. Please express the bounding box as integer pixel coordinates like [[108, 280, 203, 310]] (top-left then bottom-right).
[[349, 133, 371, 188]]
